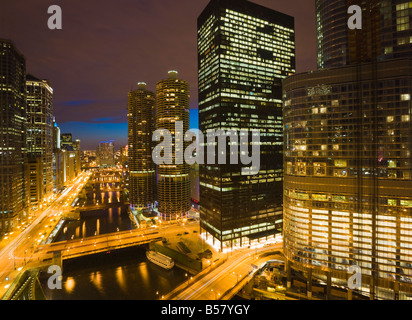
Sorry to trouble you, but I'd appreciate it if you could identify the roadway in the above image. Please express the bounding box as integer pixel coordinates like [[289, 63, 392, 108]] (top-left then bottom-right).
[[0, 171, 92, 299], [171, 243, 283, 300]]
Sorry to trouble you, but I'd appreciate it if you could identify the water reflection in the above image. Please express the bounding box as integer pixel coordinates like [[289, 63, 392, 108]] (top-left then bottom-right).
[[39, 247, 187, 300], [54, 201, 134, 242]]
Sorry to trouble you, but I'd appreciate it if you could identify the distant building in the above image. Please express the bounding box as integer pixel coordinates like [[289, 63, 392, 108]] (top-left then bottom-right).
[[82, 150, 97, 169], [97, 140, 115, 167], [60, 133, 73, 150], [59, 132, 82, 186]]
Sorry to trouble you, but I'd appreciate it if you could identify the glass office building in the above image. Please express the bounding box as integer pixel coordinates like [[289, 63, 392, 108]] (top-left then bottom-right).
[[284, 0, 412, 299], [128, 83, 157, 209], [317, 0, 412, 69], [198, 0, 295, 249]]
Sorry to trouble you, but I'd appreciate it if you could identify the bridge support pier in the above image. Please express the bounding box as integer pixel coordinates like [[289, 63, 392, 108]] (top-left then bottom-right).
[[52, 251, 63, 274]]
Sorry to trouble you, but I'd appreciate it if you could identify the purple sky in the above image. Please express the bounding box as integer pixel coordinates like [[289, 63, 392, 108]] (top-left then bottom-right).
[[0, 0, 317, 149]]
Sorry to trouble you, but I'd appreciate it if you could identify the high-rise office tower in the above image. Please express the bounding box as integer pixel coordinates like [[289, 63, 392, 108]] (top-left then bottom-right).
[[198, 0, 295, 249], [0, 39, 28, 233], [156, 71, 191, 219], [26, 75, 54, 209], [128, 83, 157, 209], [283, 0, 412, 300]]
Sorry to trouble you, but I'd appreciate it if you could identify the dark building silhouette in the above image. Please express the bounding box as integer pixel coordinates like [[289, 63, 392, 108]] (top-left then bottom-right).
[[0, 39, 28, 234]]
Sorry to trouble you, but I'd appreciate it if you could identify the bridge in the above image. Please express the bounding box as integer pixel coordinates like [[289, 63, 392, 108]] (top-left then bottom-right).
[[90, 168, 122, 184], [37, 222, 199, 266], [41, 229, 162, 262]]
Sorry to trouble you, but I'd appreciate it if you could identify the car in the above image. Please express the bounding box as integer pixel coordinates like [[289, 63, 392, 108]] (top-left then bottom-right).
[[184, 232, 189, 235]]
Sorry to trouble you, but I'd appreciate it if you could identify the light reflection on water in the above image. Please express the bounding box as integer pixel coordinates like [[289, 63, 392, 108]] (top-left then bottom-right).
[[39, 247, 188, 300], [42, 191, 187, 300]]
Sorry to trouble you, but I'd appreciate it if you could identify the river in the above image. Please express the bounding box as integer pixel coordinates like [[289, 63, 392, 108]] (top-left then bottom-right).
[[39, 190, 187, 300]]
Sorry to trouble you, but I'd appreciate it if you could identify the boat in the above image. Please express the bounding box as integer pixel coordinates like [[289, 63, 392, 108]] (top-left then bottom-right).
[[146, 250, 175, 270]]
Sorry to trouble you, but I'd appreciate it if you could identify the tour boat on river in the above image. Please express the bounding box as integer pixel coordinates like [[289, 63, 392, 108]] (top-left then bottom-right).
[[146, 250, 175, 270]]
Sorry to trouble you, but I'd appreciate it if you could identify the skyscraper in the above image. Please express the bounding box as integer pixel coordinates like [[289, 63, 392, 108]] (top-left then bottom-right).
[[128, 83, 157, 210], [283, 0, 412, 300], [0, 39, 28, 234], [26, 74, 54, 209], [198, 0, 295, 249], [156, 71, 191, 219], [317, 0, 412, 69]]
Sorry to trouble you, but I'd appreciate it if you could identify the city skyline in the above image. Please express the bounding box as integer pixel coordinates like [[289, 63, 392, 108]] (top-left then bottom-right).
[[0, 0, 317, 149], [2, 0, 412, 303]]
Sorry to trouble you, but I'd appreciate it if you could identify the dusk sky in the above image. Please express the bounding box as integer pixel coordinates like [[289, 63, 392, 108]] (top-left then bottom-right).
[[0, 0, 317, 150]]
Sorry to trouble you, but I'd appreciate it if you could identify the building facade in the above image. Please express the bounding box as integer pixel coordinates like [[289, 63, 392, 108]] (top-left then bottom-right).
[[316, 0, 412, 69], [198, 0, 295, 249], [283, 0, 412, 299], [0, 39, 28, 233], [26, 75, 54, 210], [156, 71, 191, 219], [128, 83, 157, 210]]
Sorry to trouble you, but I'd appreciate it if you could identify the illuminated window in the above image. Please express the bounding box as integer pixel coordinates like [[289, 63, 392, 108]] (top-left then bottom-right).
[[334, 169, 347, 177], [287, 162, 293, 174], [334, 160, 347, 167], [401, 94, 411, 101], [312, 194, 328, 201], [314, 162, 326, 176], [388, 160, 397, 168], [333, 195, 346, 202], [296, 162, 307, 175], [388, 199, 397, 206], [401, 200, 412, 207], [402, 115, 410, 122]]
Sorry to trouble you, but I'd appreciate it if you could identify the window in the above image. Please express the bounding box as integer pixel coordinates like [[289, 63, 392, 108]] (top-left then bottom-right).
[[334, 160, 347, 167], [296, 162, 307, 175], [314, 162, 326, 176], [312, 194, 328, 201], [388, 199, 397, 206], [401, 94, 411, 101], [401, 200, 412, 207], [334, 169, 347, 177], [287, 162, 293, 175]]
